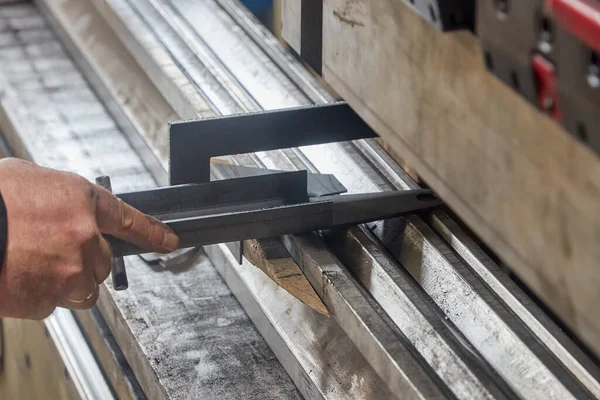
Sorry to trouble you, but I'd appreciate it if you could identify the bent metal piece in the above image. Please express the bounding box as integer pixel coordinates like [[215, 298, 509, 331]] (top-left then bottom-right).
[[106, 171, 442, 257], [139, 162, 347, 266]]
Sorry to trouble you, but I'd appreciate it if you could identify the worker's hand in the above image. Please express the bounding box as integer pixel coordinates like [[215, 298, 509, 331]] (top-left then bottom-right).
[[0, 158, 179, 319]]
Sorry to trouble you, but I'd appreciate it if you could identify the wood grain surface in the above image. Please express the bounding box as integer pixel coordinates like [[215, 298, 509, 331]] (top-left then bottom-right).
[[300, 0, 600, 357], [244, 238, 329, 315], [0, 318, 79, 400]]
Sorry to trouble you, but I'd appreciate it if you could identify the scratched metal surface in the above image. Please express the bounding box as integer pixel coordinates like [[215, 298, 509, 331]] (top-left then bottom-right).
[[101, 0, 599, 399], [0, 3, 301, 399], [91, 0, 504, 398]]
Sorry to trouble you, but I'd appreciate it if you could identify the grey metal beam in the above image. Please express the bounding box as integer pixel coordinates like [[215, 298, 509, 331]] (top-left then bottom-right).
[[283, 233, 463, 400], [188, 0, 597, 395], [324, 227, 518, 399]]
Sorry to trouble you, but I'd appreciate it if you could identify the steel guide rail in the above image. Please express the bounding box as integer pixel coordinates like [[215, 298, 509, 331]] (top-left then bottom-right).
[[30, 0, 600, 399], [213, 1, 600, 396], [71, 0, 600, 396], [108, 1, 472, 397], [89, 0, 512, 398]]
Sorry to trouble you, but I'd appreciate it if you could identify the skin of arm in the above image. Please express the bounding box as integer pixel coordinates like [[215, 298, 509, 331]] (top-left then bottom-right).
[[0, 158, 179, 319]]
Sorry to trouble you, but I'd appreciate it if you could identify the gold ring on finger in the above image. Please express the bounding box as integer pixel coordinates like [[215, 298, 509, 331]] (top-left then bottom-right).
[[66, 281, 97, 303]]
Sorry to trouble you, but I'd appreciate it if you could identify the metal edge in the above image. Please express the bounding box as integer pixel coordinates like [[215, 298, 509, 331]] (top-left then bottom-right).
[[45, 309, 115, 400]]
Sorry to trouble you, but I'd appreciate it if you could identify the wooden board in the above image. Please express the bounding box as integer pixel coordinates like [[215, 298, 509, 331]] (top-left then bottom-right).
[[244, 238, 328, 316], [281, 0, 301, 53], [283, 0, 600, 357], [0, 318, 79, 400]]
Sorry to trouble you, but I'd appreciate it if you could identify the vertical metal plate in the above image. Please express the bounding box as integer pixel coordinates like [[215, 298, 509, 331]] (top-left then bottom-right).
[[168, 102, 377, 184]]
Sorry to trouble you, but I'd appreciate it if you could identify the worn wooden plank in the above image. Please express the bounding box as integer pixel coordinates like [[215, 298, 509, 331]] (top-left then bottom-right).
[[0, 318, 79, 400], [244, 238, 328, 316], [284, 0, 600, 357], [281, 0, 301, 54]]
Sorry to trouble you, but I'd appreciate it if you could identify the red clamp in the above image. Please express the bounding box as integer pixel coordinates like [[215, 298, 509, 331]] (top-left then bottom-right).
[[532, 55, 563, 122], [546, 0, 600, 53]]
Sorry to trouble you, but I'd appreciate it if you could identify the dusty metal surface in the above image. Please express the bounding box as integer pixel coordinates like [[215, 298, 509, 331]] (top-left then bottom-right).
[[0, 3, 302, 399], [88, 0, 498, 397], [42, 0, 600, 398], [73, 308, 147, 400]]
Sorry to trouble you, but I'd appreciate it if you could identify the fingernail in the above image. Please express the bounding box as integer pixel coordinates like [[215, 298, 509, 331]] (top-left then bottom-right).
[[162, 231, 179, 252], [121, 200, 135, 230]]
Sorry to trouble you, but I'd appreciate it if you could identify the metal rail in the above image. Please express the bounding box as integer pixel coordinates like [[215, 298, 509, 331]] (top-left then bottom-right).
[[45, 309, 116, 400], [210, 1, 600, 397]]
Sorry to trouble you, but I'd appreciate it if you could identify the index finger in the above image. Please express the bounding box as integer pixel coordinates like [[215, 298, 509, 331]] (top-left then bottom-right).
[[94, 185, 179, 253]]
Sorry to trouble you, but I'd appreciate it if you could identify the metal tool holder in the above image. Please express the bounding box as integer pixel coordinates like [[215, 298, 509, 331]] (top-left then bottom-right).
[[477, 1, 545, 105], [102, 102, 443, 290], [554, 11, 600, 151], [168, 102, 376, 184], [168, 102, 376, 264], [403, 0, 475, 31]]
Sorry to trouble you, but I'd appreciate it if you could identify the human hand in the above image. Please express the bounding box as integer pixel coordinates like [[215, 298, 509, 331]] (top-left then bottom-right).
[[0, 158, 179, 319]]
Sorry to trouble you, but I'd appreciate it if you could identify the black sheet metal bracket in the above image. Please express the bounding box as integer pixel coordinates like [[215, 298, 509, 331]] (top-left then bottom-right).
[[168, 102, 374, 263], [168, 102, 378, 185]]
